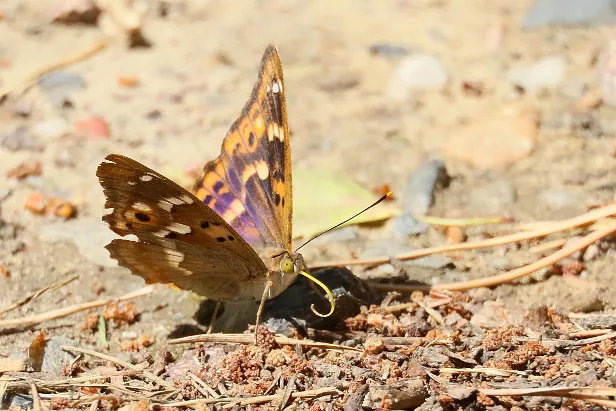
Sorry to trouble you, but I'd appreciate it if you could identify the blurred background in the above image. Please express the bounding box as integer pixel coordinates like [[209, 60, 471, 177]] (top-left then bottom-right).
[[1, 0, 616, 343]]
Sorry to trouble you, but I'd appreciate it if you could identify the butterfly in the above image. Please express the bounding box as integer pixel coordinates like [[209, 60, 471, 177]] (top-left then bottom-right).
[[97, 44, 333, 329]]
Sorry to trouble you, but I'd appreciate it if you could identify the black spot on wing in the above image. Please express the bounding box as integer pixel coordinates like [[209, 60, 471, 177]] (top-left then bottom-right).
[[135, 212, 150, 222]]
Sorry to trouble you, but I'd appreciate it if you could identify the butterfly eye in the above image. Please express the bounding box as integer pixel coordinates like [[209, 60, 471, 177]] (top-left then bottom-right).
[[280, 258, 295, 275]]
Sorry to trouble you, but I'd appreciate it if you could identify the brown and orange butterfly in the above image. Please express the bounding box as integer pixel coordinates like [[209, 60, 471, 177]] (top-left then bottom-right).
[[97, 44, 333, 329]]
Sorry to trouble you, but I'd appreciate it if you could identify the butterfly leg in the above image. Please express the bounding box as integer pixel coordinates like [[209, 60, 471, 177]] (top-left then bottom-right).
[[207, 301, 222, 334], [254, 279, 273, 342]]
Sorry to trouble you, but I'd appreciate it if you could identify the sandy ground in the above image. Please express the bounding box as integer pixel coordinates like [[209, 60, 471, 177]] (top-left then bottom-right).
[[1, 0, 616, 409]]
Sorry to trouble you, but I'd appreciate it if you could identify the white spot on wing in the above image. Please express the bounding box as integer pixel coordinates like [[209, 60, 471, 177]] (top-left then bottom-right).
[[166, 197, 184, 205], [255, 161, 269, 180], [154, 229, 171, 237], [140, 175, 153, 182], [181, 195, 194, 204], [272, 80, 282, 94], [158, 200, 173, 212], [132, 202, 152, 212], [167, 222, 192, 234]]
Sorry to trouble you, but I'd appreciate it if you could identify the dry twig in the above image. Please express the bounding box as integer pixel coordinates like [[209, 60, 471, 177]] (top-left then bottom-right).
[[0, 40, 107, 101], [0, 286, 154, 328], [0, 274, 79, 316], [61, 346, 174, 390], [169, 333, 362, 352]]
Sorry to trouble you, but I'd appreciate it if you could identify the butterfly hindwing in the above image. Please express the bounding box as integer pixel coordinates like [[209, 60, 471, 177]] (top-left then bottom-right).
[[97, 154, 268, 300], [192, 44, 292, 253]]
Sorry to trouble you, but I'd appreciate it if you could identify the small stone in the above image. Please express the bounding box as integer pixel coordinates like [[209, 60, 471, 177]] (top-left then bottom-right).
[[74, 115, 111, 139], [121, 331, 138, 340], [523, 0, 616, 28], [38, 219, 120, 266], [583, 244, 601, 261], [539, 190, 578, 209], [263, 267, 378, 334], [1, 127, 44, 152], [363, 379, 428, 410], [507, 56, 566, 93], [313, 362, 344, 378], [32, 118, 70, 139], [444, 103, 538, 170], [117, 75, 140, 87], [6, 160, 42, 180], [369, 43, 410, 58], [38, 71, 86, 107], [387, 54, 447, 100]]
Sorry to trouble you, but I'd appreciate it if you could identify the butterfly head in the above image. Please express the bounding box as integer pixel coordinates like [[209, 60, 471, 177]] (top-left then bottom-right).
[[267, 250, 305, 297]]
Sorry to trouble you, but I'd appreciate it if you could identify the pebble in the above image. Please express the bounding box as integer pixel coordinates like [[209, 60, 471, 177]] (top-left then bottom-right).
[[74, 115, 111, 139], [369, 43, 410, 58], [32, 118, 70, 140], [38, 219, 120, 267], [263, 267, 378, 335], [506, 56, 566, 93], [38, 71, 85, 107], [393, 160, 450, 238], [583, 244, 601, 261], [0, 127, 44, 152], [444, 103, 539, 170], [364, 379, 428, 409], [522, 0, 616, 28], [539, 189, 578, 209], [387, 54, 447, 100]]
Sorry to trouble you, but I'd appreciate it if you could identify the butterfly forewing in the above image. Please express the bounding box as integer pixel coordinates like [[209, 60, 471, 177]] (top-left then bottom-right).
[[97, 154, 268, 300], [192, 44, 292, 253]]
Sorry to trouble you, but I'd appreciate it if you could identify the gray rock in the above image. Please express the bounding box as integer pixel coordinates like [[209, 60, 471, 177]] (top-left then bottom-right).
[[404, 160, 451, 215], [314, 376, 346, 390], [2, 394, 33, 411], [393, 160, 450, 238], [388, 55, 447, 100], [0, 127, 44, 152], [262, 267, 379, 334], [344, 384, 369, 411], [38, 71, 85, 108], [364, 379, 428, 409], [32, 118, 70, 140], [539, 189, 578, 209], [369, 44, 410, 58], [38, 219, 119, 267], [507, 56, 566, 93], [523, 0, 616, 29], [313, 362, 344, 378]]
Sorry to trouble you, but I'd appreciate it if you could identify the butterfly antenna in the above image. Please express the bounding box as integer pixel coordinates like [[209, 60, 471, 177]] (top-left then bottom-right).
[[294, 191, 393, 253]]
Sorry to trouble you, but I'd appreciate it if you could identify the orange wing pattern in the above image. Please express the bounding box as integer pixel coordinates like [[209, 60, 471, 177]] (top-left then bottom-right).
[[192, 44, 292, 252]]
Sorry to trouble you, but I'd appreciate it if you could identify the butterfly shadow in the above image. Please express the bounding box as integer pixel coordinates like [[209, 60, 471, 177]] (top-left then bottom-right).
[[167, 266, 386, 338]]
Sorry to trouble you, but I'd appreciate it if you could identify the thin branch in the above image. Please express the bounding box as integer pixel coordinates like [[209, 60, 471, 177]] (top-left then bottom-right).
[[61, 346, 174, 390], [311, 203, 616, 269], [370, 222, 616, 292], [168, 333, 362, 352], [161, 387, 341, 408], [0, 274, 79, 316], [0, 40, 107, 101], [0, 286, 155, 328]]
